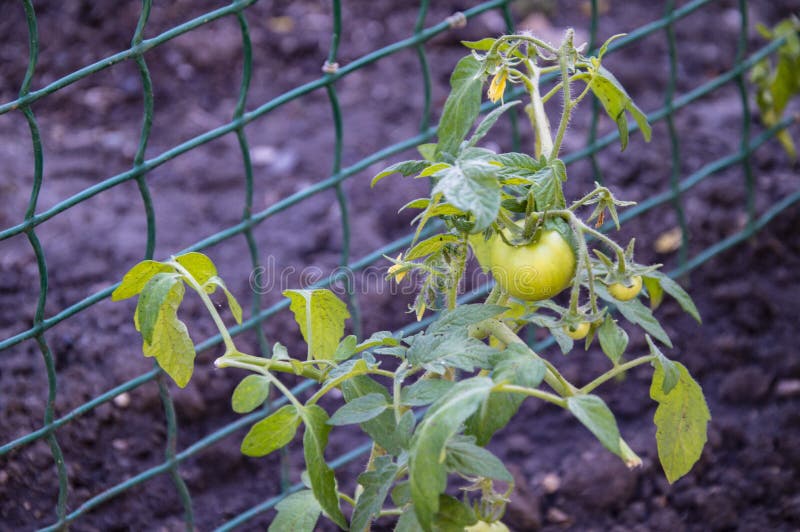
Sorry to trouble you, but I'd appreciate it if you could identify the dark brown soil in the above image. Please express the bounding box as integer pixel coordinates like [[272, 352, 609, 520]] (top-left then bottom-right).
[[1, 1, 799, 531]]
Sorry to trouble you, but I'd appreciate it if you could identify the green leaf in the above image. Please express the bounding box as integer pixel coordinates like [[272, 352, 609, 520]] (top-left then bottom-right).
[[417, 143, 437, 162], [112, 260, 173, 301], [406, 333, 495, 374], [231, 374, 271, 414], [445, 435, 513, 482], [647, 335, 679, 395], [428, 304, 507, 335], [579, 65, 651, 150], [240, 404, 300, 457], [461, 37, 496, 51], [328, 393, 388, 426], [355, 331, 399, 353], [597, 315, 628, 364], [436, 55, 485, 158], [466, 344, 545, 445], [405, 234, 460, 261], [432, 495, 478, 531], [372, 160, 431, 187], [268, 490, 321, 532], [284, 289, 350, 361], [432, 161, 501, 232], [205, 275, 243, 324], [409, 377, 494, 530], [395, 509, 422, 532], [527, 159, 567, 210], [351, 456, 399, 532], [467, 101, 521, 148], [400, 378, 454, 407], [300, 404, 347, 529], [175, 252, 218, 286], [646, 272, 701, 323], [613, 296, 673, 348], [333, 334, 358, 362], [566, 394, 622, 456], [341, 376, 402, 455], [642, 275, 664, 310], [136, 272, 183, 344], [136, 273, 196, 387], [651, 362, 710, 483]]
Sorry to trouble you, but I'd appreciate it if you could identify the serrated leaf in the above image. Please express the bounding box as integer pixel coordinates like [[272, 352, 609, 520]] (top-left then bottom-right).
[[406, 333, 495, 374], [466, 344, 545, 445], [643, 275, 664, 310], [445, 435, 513, 482], [356, 331, 399, 353], [613, 296, 673, 348], [461, 37, 496, 51], [284, 289, 350, 361], [579, 66, 651, 150], [646, 272, 701, 323], [241, 404, 300, 457], [268, 490, 321, 532], [351, 456, 399, 532], [467, 100, 521, 148], [567, 394, 622, 456], [409, 377, 494, 530], [395, 509, 422, 532], [529, 160, 567, 210], [598, 315, 628, 364], [175, 252, 218, 286], [328, 393, 388, 426], [400, 378, 454, 406], [300, 404, 347, 529], [136, 272, 183, 344], [428, 304, 507, 335], [651, 362, 710, 483], [333, 334, 358, 362], [372, 160, 431, 187], [405, 234, 460, 261], [647, 335, 680, 396], [432, 161, 501, 232], [436, 55, 484, 158], [205, 275, 243, 324], [432, 494, 478, 531], [231, 374, 271, 414], [136, 273, 196, 387], [112, 260, 173, 301], [341, 376, 401, 455]]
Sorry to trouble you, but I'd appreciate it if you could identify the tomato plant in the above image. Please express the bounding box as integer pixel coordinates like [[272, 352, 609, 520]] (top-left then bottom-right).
[[116, 29, 711, 531]]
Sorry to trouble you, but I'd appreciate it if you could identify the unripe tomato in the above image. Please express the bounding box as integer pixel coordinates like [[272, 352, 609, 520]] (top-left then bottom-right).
[[563, 321, 590, 340], [466, 520, 510, 532], [489, 228, 576, 301], [607, 275, 643, 301]]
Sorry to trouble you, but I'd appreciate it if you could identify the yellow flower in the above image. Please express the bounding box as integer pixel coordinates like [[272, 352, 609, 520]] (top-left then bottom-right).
[[488, 69, 508, 103], [387, 254, 406, 283]]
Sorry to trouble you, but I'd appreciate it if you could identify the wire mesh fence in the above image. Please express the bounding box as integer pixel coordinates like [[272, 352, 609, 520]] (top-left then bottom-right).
[[0, 0, 797, 529]]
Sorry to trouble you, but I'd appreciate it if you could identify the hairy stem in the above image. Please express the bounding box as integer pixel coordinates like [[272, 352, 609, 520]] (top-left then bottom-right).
[[579, 355, 656, 394]]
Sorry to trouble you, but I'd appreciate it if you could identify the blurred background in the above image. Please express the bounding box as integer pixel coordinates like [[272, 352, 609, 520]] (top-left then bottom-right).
[[1, 0, 798, 530]]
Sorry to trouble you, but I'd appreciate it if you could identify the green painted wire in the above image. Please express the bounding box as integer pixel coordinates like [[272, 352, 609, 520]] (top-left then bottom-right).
[[326, 0, 363, 340], [735, 0, 756, 226], [130, 0, 195, 527], [0, 0, 509, 243], [586, 0, 605, 185], [664, 0, 690, 268], [414, 0, 433, 132], [19, 0, 70, 526], [500, 2, 522, 153]]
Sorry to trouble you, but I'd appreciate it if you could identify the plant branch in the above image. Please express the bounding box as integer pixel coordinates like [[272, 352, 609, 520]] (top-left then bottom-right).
[[579, 355, 656, 394]]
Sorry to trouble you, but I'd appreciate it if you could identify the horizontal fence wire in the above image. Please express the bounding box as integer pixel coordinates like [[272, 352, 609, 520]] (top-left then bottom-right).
[[0, 0, 797, 530]]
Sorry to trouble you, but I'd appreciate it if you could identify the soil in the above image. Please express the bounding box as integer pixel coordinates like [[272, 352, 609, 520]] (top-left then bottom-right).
[[1, 0, 799, 531]]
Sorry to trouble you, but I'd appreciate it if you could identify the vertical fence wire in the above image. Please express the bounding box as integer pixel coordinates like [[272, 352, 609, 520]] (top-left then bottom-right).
[[586, 0, 605, 185], [1, 0, 798, 530], [18, 0, 70, 526], [664, 1, 690, 268]]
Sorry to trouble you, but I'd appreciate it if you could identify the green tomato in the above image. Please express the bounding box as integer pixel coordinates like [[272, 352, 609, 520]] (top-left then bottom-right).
[[608, 275, 643, 301], [466, 521, 510, 532], [488, 228, 576, 301], [563, 321, 590, 340]]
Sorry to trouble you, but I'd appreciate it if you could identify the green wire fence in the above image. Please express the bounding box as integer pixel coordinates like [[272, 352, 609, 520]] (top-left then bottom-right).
[[0, 0, 796, 529]]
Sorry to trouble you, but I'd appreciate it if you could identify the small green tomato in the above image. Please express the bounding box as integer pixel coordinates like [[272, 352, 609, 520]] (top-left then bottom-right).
[[563, 321, 591, 340], [608, 275, 643, 301]]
